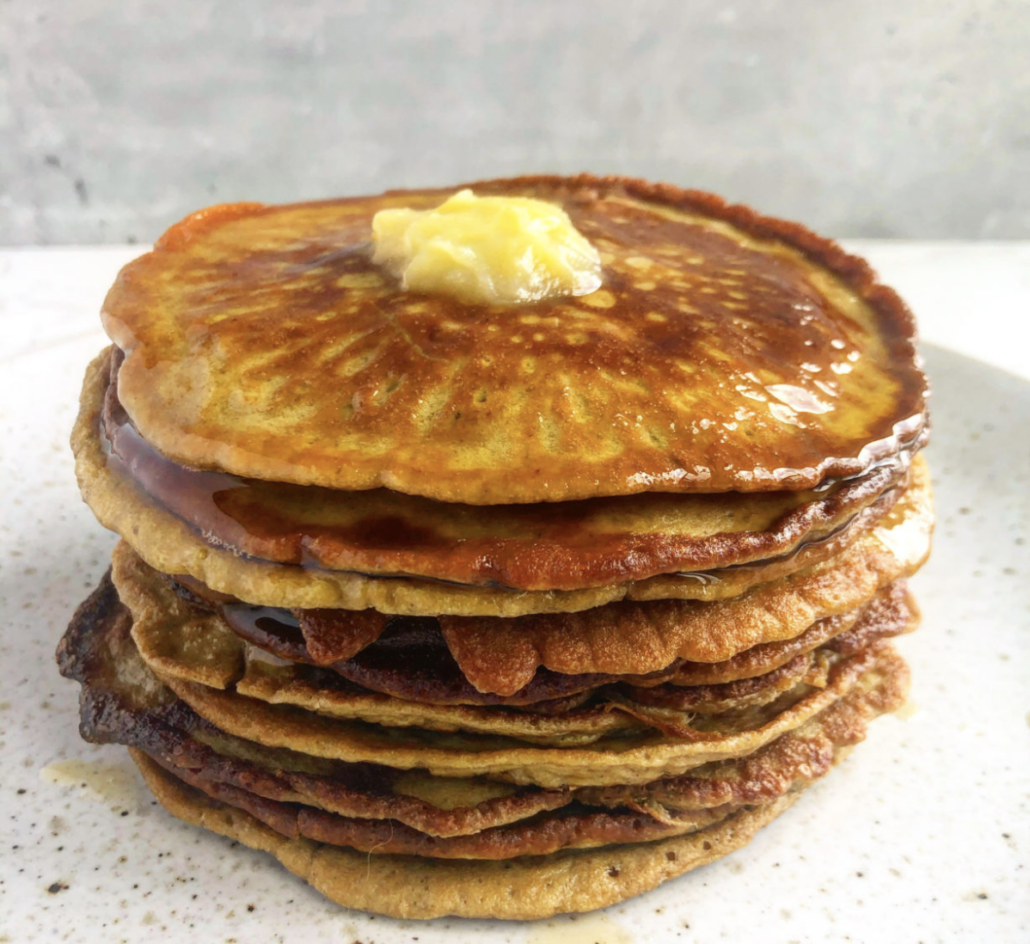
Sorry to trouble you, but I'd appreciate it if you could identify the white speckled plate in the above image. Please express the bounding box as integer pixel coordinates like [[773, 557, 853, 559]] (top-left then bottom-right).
[[2, 298, 1027, 942]]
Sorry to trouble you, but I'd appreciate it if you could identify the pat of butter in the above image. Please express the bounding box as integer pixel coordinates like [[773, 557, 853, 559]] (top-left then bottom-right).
[[371, 189, 602, 304]]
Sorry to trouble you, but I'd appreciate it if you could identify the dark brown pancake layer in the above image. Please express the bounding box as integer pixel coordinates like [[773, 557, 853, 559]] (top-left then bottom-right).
[[57, 573, 571, 837], [145, 750, 737, 859], [214, 579, 913, 707], [58, 572, 908, 849]]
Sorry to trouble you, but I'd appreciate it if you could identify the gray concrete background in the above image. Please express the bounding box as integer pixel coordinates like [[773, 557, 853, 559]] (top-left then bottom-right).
[[2, 0, 1028, 245]]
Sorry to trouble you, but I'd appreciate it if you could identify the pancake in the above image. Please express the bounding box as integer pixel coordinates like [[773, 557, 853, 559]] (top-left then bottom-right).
[[436, 461, 928, 692], [97, 346, 916, 591], [75, 347, 918, 613], [133, 751, 804, 920], [56, 574, 573, 837], [58, 571, 907, 839], [102, 176, 927, 504], [77, 362, 932, 623], [115, 541, 912, 743], [161, 640, 906, 788], [654, 581, 916, 688], [145, 748, 739, 859], [60, 174, 934, 919], [70, 549, 903, 791], [112, 505, 923, 687], [114, 535, 914, 728], [222, 583, 913, 702]]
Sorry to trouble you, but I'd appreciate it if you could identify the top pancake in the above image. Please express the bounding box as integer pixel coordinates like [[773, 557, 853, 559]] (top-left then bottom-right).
[[103, 175, 927, 504]]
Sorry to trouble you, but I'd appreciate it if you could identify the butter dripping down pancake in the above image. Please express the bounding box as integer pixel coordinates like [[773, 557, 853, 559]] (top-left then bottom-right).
[[98, 346, 917, 591], [102, 175, 927, 504]]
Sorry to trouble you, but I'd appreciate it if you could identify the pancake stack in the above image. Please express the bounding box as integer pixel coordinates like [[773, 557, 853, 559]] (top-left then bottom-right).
[[58, 176, 932, 920]]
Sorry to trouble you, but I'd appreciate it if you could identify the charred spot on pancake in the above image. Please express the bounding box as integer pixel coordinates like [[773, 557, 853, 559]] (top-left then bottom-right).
[[56, 568, 120, 685], [57, 570, 194, 749]]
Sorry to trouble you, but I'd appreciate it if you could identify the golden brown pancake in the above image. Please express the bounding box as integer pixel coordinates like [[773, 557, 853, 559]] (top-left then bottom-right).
[[59, 174, 934, 920], [98, 346, 916, 591], [55, 575, 574, 837], [75, 351, 932, 618], [160, 640, 906, 788], [115, 533, 912, 694], [56, 577, 890, 881], [652, 581, 916, 688], [57, 571, 906, 840], [132, 750, 804, 920], [77, 346, 918, 604], [436, 462, 928, 692], [144, 749, 738, 859], [109, 465, 925, 697], [224, 591, 911, 709], [102, 176, 926, 505], [113, 542, 912, 742]]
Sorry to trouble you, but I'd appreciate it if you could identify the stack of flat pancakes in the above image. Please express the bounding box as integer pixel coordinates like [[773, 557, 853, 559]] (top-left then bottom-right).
[[59, 176, 932, 920]]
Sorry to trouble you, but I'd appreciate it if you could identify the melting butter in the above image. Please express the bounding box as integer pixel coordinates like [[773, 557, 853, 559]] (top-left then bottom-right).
[[527, 913, 634, 944], [40, 758, 143, 812], [372, 189, 602, 304]]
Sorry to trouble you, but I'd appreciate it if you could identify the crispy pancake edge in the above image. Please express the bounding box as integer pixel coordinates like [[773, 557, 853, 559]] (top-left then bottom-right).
[[146, 750, 741, 860], [132, 749, 804, 920], [57, 573, 907, 839], [163, 643, 909, 787], [112, 541, 914, 743]]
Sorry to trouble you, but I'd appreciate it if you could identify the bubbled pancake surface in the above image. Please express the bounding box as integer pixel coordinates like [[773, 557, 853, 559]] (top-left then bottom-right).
[[100, 347, 914, 590], [74, 351, 930, 616], [102, 175, 927, 504]]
